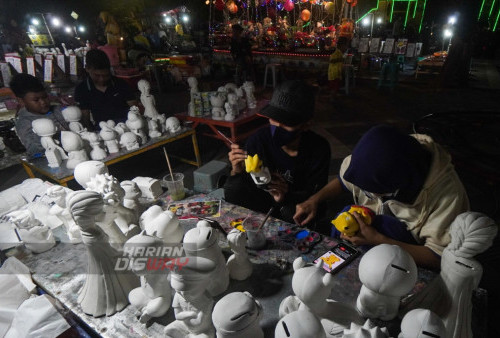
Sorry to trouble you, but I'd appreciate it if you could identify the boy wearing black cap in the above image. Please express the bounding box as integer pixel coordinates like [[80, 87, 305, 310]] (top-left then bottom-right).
[[223, 80, 330, 226]]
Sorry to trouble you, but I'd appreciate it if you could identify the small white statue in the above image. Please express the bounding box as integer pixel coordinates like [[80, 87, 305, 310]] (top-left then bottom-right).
[[46, 185, 82, 243], [62, 106, 86, 133], [139, 205, 183, 244], [124, 231, 172, 323], [120, 180, 142, 218], [226, 229, 253, 280], [224, 82, 238, 94], [399, 212, 498, 338], [86, 132, 107, 160], [86, 173, 140, 244], [68, 190, 139, 317], [164, 256, 216, 338], [147, 119, 162, 138], [217, 86, 228, 102], [275, 310, 325, 338], [7, 209, 56, 253], [243, 81, 257, 109], [343, 319, 390, 338], [126, 107, 148, 145], [278, 257, 363, 331], [114, 122, 130, 135], [399, 309, 445, 338], [99, 122, 120, 153], [183, 220, 230, 296], [132, 176, 163, 199], [212, 292, 264, 338], [210, 93, 226, 121], [157, 114, 167, 133], [235, 86, 247, 111], [73, 160, 109, 189], [166, 116, 182, 134], [61, 131, 89, 170], [187, 76, 199, 101], [224, 93, 238, 121], [120, 132, 140, 151], [137, 79, 160, 120], [32, 118, 68, 168], [356, 244, 417, 321]]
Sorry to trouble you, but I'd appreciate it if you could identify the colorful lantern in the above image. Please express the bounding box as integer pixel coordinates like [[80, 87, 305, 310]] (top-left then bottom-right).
[[301, 9, 311, 22], [227, 1, 238, 13], [324, 1, 335, 14], [284, 0, 294, 11]]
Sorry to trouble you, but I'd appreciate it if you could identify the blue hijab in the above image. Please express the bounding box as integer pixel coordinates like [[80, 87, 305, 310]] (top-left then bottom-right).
[[343, 125, 432, 204]]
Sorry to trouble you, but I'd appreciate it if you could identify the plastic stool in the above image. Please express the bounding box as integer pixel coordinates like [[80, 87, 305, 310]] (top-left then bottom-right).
[[263, 63, 282, 88]]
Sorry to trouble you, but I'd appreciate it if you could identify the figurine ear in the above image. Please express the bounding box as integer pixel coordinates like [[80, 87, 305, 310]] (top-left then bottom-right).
[[151, 230, 158, 237], [322, 271, 335, 287], [315, 259, 323, 269], [140, 229, 147, 235], [293, 257, 306, 271]]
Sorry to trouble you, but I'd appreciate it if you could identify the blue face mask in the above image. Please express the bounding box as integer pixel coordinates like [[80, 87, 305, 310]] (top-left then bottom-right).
[[270, 125, 300, 147]]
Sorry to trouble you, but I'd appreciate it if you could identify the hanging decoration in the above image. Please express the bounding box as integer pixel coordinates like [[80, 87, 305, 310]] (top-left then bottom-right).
[[284, 0, 294, 11], [324, 1, 335, 15], [301, 9, 311, 22], [215, 0, 225, 11], [227, 1, 238, 14], [351, 0, 358, 6]]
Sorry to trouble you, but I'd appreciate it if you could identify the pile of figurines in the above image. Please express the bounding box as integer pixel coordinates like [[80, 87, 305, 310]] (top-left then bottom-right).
[[33, 80, 183, 170], [5, 162, 498, 337], [187, 76, 257, 121]]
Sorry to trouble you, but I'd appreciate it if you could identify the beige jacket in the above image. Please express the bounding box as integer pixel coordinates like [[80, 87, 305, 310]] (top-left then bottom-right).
[[340, 134, 470, 255]]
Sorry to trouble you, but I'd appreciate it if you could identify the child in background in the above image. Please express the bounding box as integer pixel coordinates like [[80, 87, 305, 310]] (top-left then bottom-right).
[[328, 36, 349, 101], [10, 74, 69, 157]]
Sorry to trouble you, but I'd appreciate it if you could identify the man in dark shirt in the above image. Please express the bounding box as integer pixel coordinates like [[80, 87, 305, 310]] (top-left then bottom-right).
[[74, 49, 137, 128], [223, 80, 331, 226], [230, 24, 254, 85]]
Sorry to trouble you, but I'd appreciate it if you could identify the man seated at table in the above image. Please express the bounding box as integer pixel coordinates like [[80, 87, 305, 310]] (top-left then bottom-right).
[[74, 49, 138, 129], [11, 73, 69, 157], [293, 124, 470, 269], [223, 80, 331, 227]]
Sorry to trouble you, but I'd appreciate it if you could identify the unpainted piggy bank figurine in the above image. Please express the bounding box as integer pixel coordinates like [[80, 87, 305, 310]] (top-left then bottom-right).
[[120, 132, 140, 151], [62, 106, 86, 133], [124, 231, 172, 323], [32, 118, 68, 168], [166, 116, 182, 134], [275, 310, 325, 338], [99, 122, 120, 153], [210, 93, 226, 121], [226, 229, 253, 280], [242, 81, 257, 109], [139, 205, 183, 244], [126, 107, 148, 145], [61, 131, 89, 169]]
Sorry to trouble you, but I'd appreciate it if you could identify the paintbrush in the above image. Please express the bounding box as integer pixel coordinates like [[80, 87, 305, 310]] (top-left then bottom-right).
[[216, 129, 234, 146], [257, 206, 274, 232]]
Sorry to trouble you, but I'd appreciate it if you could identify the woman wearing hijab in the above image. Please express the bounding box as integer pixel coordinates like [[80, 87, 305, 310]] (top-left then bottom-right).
[[294, 124, 470, 269]]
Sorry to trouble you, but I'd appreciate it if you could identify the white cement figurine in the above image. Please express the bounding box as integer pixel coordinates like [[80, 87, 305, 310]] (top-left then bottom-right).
[[224, 93, 238, 121], [166, 116, 182, 134], [187, 76, 199, 101], [138, 79, 160, 120], [399, 309, 445, 338], [139, 205, 183, 244], [343, 319, 390, 338], [210, 93, 226, 121], [86, 173, 140, 244], [124, 231, 172, 323], [126, 107, 148, 144], [157, 114, 167, 133], [235, 86, 247, 111], [114, 122, 130, 135], [164, 256, 216, 338], [86, 132, 107, 161], [275, 310, 325, 338], [356, 244, 417, 321], [7, 209, 56, 253], [61, 131, 89, 169], [132, 176, 163, 199], [120, 180, 142, 218], [242, 81, 257, 109], [226, 229, 253, 280], [68, 190, 138, 317], [73, 160, 109, 189], [32, 118, 68, 168], [62, 106, 86, 133], [217, 86, 228, 102], [147, 119, 162, 138], [212, 291, 264, 338], [46, 185, 82, 243], [183, 220, 230, 296], [399, 212, 497, 338], [278, 257, 364, 332], [120, 132, 140, 151], [99, 122, 120, 153], [224, 82, 238, 94]]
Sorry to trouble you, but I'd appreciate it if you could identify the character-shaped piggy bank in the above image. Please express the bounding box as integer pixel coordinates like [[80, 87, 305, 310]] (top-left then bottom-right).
[[331, 205, 374, 237], [245, 153, 271, 187]]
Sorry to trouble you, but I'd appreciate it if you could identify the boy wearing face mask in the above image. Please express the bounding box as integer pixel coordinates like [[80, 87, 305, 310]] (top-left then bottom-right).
[[223, 80, 331, 226]]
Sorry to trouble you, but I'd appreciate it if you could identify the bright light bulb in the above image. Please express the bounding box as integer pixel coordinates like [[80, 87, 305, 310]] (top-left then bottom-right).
[[182, 15, 189, 23], [78, 26, 85, 32], [205, 0, 209, 4], [448, 16, 456, 24], [52, 18, 61, 27], [362, 18, 370, 26], [165, 17, 172, 24], [377, 17, 382, 24], [64, 26, 72, 33], [444, 29, 452, 37], [29, 26, 36, 34], [31, 18, 40, 26]]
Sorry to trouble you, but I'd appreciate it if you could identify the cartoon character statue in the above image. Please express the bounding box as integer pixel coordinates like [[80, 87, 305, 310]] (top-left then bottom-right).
[[32, 118, 68, 168], [224, 93, 238, 121], [210, 93, 226, 121], [245, 154, 271, 187], [331, 205, 374, 237], [126, 106, 148, 145]]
